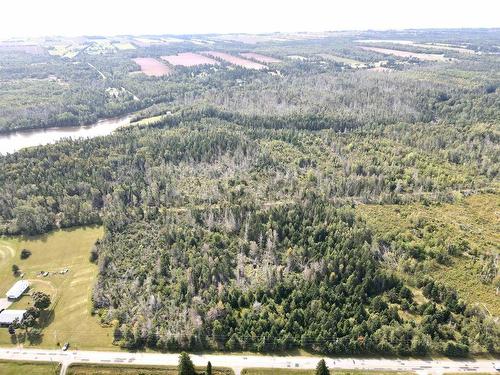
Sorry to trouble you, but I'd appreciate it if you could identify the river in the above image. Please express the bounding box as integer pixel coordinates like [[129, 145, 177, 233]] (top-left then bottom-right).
[[0, 115, 132, 155]]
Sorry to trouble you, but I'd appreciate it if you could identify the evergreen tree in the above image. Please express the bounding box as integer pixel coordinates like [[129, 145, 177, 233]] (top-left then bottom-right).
[[316, 359, 329, 375], [206, 361, 212, 375], [178, 352, 196, 375]]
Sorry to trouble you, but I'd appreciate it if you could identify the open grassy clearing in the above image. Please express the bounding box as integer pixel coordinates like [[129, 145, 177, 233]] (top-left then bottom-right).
[[131, 114, 166, 126], [317, 53, 366, 67], [0, 360, 60, 375], [241, 369, 413, 375], [239, 53, 281, 63], [67, 363, 233, 375], [0, 226, 113, 349], [359, 46, 450, 61], [357, 193, 500, 316]]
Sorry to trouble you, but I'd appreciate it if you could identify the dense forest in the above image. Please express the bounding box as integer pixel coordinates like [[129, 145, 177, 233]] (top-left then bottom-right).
[[0, 29, 499, 356]]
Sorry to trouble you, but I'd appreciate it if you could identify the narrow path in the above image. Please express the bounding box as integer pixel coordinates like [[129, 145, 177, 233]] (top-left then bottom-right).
[[87, 63, 106, 80]]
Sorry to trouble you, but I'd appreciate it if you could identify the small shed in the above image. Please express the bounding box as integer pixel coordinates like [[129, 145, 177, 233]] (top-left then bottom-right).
[[0, 310, 26, 326], [5, 280, 29, 300]]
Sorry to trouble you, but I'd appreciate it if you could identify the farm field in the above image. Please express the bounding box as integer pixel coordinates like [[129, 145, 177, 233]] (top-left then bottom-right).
[[358, 39, 476, 54], [132, 58, 171, 76], [67, 363, 234, 375], [0, 360, 60, 375], [239, 52, 281, 63], [202, 51, 267, 69], [360, 46, 450, 61], [317, 53, 365, 67], [161, 52, 218, 66], [113, 42, 136, 50], [0, 226, 113, 350], [358, 193, 500, 316]]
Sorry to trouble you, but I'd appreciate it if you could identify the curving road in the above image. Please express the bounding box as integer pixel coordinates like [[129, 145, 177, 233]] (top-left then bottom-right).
[[0, 347, 498, 375]]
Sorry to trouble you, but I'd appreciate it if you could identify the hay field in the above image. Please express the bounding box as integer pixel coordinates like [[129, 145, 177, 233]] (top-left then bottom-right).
[[0, 226, 114, 350]]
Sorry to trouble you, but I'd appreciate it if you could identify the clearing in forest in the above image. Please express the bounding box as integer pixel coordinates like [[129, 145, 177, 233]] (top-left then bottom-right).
[[360, 46, 451, 61], [317, 53, 366, 68], [0, 227, 113, 350], [239, 52, 281, 63], [201, 51, 267, 69], [358, 193, 500, 316], [161, 52, 219, 67], [132, 58, 172, 76]]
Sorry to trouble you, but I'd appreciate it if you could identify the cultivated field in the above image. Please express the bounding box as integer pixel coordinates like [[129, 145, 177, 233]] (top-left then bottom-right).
[[358, 39, 476, 54], [0, 227, 113, 350], [0, 360, 59, 375], [113, 42, 135, 50], [240, 52, 281, 63], [132, 58, 171, 76], [317, 53, 365, 67], [360, 46, 450, 61], [161, 52, 218, 66], [202, 51, 267, 69]]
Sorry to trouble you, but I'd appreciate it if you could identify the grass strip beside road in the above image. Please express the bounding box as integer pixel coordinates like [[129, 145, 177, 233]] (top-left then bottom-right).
[[0, 359, 60, 375], [68, 363, 234, 375]]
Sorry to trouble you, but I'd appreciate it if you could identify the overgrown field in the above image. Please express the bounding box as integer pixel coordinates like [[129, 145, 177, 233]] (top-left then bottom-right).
[[358, 193, 500, 316], [67, 363, 233, 375]]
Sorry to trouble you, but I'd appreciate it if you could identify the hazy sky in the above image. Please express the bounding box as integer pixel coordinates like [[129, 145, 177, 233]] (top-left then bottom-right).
[[1, 0, 499, 39]]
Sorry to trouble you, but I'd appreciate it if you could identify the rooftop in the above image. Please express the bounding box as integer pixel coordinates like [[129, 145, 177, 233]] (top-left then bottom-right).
[[0, 298, 12, 312], [5, 280, 29, 299], [0, 309, 26, 325]]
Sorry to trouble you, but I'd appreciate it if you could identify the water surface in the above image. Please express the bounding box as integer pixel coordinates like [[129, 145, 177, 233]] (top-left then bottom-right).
[[0, 115, 131, 155]]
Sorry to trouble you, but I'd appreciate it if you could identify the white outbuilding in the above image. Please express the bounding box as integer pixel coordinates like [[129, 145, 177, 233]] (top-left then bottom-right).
[[5, 280, 29, 300], [0, 309, 26, 326]]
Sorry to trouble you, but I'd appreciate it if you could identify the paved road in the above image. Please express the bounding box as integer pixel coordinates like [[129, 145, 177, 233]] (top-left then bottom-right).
[[0, 347, 498, 375]]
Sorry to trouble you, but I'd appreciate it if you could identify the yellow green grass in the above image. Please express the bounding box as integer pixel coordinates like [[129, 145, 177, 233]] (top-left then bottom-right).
[[0, 360, 60, 375], [67, 363, 233, 375], [0, 226, 113, 349], [317, 54, 366, 68], [131, 114, 165, 126], [358, 193, 500, 316], [241, 369, 412, 375]]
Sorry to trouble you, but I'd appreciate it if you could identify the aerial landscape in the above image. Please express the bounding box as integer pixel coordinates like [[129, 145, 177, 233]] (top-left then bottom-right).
[[0, 1, 499, 374]]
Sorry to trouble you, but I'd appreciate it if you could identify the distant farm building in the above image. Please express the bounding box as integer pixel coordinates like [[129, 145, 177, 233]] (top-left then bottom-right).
[[0, 310, 26, 326], [6, 280, 29, 300]]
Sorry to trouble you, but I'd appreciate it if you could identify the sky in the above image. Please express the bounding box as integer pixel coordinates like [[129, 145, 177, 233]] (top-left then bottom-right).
[[1, 0, 499, 39]]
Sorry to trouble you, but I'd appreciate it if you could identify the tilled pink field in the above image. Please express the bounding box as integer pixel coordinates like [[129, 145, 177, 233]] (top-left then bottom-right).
[[201, 51, 267, 69], [161, 52, 219, 67], [132, 57, 172, 76], [240, 52, 281, 63]]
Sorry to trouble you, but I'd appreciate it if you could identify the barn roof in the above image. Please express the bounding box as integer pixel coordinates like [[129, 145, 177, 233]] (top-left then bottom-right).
[[5, 280, 29, 299], [0, 309, 26, 325]]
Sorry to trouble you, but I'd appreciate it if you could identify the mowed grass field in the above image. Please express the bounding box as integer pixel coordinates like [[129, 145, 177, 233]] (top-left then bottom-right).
[[67, 363, 234, 375], [358, 193, 500, 316], [0, 226, 114, 349], [0, 360, 60, 375]]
